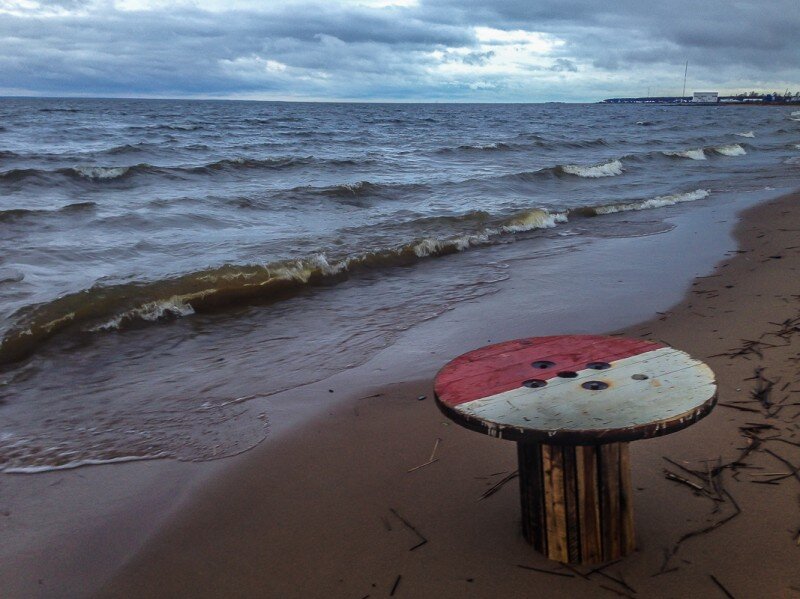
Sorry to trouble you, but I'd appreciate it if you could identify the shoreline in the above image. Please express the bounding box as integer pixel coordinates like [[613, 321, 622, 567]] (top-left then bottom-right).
[[1, 188, 798, 597], [98, 190, 799, 597]]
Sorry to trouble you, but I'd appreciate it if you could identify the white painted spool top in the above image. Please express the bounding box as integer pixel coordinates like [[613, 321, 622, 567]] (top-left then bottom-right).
[[434, 335, 717, 444]]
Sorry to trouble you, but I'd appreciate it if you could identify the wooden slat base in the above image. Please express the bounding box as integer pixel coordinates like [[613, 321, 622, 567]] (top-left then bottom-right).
[[517, 441, 635, 564]]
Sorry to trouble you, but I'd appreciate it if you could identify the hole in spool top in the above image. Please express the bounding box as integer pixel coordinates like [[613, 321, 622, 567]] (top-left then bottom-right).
[[632, 374, 649, 380], [586, 361, 611, 370], [522, 379, 548, 388], [557, 371, 578, 378], [531, 360, 555, 369], [581, 381, 609, 390]]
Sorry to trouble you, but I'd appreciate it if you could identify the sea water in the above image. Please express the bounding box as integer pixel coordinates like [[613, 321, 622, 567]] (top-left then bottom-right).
[[1, 98, 798, 471]]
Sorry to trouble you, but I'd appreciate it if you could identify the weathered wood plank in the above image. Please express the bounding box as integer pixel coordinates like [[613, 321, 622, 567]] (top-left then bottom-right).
[[562, 447, 581, 563], [517, 443, 546, 552], [618, 443, 636, 555], [576, 445, 603, 563], [542, 445, 568, 562], [600, 443, 621, 561]]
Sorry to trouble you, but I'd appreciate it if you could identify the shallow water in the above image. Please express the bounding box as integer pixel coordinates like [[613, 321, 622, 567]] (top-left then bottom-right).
[[1, 99, 798, 471]]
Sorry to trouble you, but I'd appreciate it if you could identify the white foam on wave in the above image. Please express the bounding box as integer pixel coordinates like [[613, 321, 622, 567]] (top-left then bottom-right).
[[73, 165, 131, 180], [501, 209, 568, 233], [561, 159, 624, 178], [713, 144, 746, 156], [411, 232, 491, 257], [92, 297, 196, 331], [735, 131, 755, 138], [593, 189, 710, 215], [2, 453, 168, 474], [411, 209, 567, 257], [268, 253, 340, 282], [791, 110, 800, 117], [664, 148, 706, 160]]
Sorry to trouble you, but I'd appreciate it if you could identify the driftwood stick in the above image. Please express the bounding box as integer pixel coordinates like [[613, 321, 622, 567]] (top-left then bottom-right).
[[664, 469, 706, 492], [676, 489, 741, 546], [768, 437, 800, 449], [598, 584, 636, 599], [389, 508, 428, 550], [652, 566, 680, 577], [406, 458, 439, 473], [516, 564, 574, 578], [429, 438, 441, 462], [560, 564, 591, 580], [587, 559, 623, 576], [717, 403, 761, 413], [663, 457, 706, 480], [710, 574, 736, 599], [762, 448, 800, 483], [478, 470, 519, 501], [596, 570, 637, 595]]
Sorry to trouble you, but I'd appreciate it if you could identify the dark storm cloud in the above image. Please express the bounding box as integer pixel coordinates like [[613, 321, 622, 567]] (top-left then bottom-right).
[[427, 0, 800, 70], [0, 0, 797, 100], [0, 3, 478, 96]]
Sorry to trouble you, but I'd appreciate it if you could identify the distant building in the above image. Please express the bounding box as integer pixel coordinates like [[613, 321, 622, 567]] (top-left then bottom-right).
[[692, 92, 719, 103]]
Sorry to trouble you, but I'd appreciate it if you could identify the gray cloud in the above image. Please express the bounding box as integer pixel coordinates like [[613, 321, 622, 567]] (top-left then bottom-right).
[[550, 58, 577, 72], [0, 1, 797, 101], [461, 51, 496, 66]]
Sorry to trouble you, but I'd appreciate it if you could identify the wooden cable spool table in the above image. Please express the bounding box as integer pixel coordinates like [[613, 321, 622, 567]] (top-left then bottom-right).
[[434, 335, 717, 565]]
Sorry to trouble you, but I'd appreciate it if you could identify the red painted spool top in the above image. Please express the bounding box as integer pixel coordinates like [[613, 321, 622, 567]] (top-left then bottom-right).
[[434, 335, 717, 444]]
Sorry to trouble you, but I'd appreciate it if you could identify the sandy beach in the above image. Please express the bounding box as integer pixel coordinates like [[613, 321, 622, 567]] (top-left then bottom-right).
[[87, 190, 799, 598], [1, 189, 798, 598]]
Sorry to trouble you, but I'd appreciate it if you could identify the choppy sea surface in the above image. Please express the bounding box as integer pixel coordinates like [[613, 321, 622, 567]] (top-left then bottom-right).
[[1, 98, 799, 472]]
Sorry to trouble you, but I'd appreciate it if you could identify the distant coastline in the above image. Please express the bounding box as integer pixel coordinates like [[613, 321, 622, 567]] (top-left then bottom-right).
[[602, 92, 800, 105]]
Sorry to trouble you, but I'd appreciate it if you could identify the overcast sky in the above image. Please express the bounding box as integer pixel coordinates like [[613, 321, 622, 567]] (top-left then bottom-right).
[[1, 0, 798, 102]]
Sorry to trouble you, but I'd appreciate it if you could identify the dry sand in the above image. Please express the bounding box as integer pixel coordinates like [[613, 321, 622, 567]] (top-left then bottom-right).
[[92, 191, 800, 598]]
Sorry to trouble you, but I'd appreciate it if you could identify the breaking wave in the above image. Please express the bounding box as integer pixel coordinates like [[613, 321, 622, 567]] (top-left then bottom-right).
[[735, 131, 755, 138], [500, 209, 568, 232], [580, 189, 710, 215], [664, 143, 747, 160], [0, 207, 564, 364], [560, 159, 624, 178], [0, 201, 97, 223], [436, 142, 515, 154], [435, 136, 608, 155], [0, 165, 140, 183], [712, 144, 747, 156], [664, 148, 706, 160], [72, 165, 133, 180], [0, 155, 375, 186], [0, 187, 722, 365]]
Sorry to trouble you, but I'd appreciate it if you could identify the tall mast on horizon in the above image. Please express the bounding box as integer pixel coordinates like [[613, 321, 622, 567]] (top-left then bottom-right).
[[682, 60, 688, 100]]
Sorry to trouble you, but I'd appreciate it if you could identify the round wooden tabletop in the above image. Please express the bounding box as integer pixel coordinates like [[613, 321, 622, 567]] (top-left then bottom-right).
[[434, 335, 717, 444]]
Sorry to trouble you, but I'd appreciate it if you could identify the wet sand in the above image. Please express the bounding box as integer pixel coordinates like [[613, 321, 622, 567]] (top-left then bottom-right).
[[94, 191, 800, 598]]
